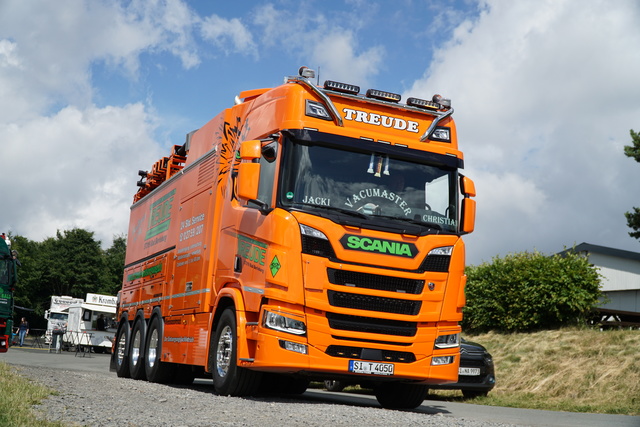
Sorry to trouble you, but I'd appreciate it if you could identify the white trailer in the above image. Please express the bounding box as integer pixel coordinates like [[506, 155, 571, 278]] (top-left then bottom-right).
[[63, 293, 117, 353], [44, 295, 83, 344]]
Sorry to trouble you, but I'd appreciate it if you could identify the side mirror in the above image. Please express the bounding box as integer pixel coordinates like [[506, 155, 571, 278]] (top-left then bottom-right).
[[461, 175, 476, 197], [460, 175, 476, 234], [237, 140, 261, 201], [461, 198, 476, 234]]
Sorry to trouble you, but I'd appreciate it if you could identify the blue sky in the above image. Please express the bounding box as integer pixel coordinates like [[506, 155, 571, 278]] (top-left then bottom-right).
[[1, 0, 640, 265]]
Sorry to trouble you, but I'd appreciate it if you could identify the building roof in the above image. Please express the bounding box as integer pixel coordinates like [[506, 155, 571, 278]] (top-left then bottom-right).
[[559, 243, 640, 262]]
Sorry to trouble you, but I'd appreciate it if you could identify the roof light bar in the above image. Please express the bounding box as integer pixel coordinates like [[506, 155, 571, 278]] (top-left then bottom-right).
[[366, 89, 401, 103], [406, 97, 439, 110], [324, 80, 360, 95]]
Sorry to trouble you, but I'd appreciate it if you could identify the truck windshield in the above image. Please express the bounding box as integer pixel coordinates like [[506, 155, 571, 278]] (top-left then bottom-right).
[[279, 137, 459, 233]]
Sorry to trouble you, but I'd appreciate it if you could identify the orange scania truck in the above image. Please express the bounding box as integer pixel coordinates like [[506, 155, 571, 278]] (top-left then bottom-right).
[[112, 66, 476, 409]]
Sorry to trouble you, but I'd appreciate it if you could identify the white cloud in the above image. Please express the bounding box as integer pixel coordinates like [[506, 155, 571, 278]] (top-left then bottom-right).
[[0, 104, 162, 245], [252, 4, 383, 88], [200, 14, 257, 57], [0, 0, 196, 246], [406, 0, 640, 263]]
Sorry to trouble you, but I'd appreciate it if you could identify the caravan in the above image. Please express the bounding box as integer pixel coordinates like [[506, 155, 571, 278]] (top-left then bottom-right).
[[64, 293, 117, 353]]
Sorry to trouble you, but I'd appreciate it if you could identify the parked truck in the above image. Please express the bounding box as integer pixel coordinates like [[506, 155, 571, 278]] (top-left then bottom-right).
[[0, 234, 17, 352], [112, 67, 476, 409], [44, 295, 83, 344], [64, 293, 117, 353]]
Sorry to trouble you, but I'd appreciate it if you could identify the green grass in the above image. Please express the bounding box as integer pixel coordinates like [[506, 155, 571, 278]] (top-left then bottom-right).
[[0, 362, 64, 427], [315, 328, 640, 416], [435, 328, 640, 415]]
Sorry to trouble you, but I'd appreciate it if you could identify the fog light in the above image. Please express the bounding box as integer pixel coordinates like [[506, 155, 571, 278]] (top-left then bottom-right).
[[279, 339, 308, 355], [432, 356, 455, 366]]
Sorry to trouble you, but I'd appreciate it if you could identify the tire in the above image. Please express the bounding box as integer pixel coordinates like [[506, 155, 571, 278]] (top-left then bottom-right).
[[144, 316, 175, 383], [324, 380, 346, 392], [211, 308, 262, 396], [129, 318, 147, 380], [374, 383, 428, 410], [114, 322, 130, 378]]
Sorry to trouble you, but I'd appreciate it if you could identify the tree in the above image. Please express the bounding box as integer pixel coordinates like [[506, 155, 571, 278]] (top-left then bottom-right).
[[624, 129, 640, 239], [462, 250, 602, 333], [100, 234, 127, 295]]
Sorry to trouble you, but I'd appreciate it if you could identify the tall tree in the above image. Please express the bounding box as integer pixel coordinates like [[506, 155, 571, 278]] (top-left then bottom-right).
[[624, 129, 640, 239], [100, 234, 127, 295]]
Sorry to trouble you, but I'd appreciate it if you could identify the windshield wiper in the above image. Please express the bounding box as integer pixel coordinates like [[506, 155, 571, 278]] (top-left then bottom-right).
[[374, 215, 443, 231], [290, 202, 370, 219]]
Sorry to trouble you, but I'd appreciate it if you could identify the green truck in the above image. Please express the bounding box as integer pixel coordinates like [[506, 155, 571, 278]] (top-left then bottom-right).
[[0, 234, 17, 352]]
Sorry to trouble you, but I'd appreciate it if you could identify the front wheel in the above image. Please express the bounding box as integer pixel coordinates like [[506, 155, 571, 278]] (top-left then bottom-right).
[[374, 383, 428, 410], [211, 309, 262, 396]]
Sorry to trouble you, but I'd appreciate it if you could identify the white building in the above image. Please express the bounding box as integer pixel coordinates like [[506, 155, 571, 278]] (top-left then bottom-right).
[[566, 243, 640, 327]]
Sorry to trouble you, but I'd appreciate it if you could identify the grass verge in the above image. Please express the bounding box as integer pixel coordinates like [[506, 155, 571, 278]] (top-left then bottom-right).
[[436, 328, 640, 415], [0, 362, 63, 427], [316, 328, 639, 416]]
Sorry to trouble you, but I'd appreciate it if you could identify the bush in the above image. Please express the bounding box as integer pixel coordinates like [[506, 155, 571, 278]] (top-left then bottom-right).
[[462, 250, 601, 332]]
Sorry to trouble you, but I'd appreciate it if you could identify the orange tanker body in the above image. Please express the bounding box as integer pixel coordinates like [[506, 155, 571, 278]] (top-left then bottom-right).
[[111, 67, 476, 409]]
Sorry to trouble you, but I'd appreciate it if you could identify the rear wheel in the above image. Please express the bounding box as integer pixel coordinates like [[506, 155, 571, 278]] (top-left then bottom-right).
[[114, 323, 130, 378], [211, 308, 262, 396], [374, 383, 428, 410], [144, 316, 175, 383], [129, 319, 147, 380]]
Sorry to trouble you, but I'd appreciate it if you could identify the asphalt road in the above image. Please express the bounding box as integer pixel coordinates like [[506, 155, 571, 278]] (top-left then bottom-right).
[[2, 345, 638, 427]]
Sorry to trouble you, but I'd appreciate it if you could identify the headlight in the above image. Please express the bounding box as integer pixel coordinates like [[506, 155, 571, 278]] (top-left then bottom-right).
[[300, 224, 328, 240], [263, 310, 306, 335], [428, 246, 453, 256], [434, 333, 459, 349]]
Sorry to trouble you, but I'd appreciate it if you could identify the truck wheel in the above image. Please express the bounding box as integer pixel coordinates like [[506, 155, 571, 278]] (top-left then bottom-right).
[[144, 316, 175, 383], [114, 323, 130, 378], [212, 308, 262, 396], [374, 383, 428, 409], [129, 319, 147, 380]]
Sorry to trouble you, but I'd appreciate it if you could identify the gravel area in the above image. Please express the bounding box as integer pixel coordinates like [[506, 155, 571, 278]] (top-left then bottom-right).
[[11, 365, 521, 427]]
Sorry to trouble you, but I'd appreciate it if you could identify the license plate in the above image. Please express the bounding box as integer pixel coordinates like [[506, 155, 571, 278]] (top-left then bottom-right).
[[459, 367, 481, 376], [349, 360, 394, 376]]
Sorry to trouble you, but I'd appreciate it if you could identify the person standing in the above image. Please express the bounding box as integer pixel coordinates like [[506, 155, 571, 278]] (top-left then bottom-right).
[[18, 317, 29, 347]]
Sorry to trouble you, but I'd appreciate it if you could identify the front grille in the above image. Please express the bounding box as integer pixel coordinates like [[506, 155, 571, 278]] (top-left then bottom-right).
[[420, 254, 450, 272], [327, 312, 417, 337], [326, 345, 416, 363], [459, 358, 485, 368], [327, 268, 424, 294], [327, 290, 421, 315]]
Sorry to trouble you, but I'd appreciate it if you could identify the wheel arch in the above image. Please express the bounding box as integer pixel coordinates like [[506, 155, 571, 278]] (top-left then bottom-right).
[[206, 287, 249, 372]]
